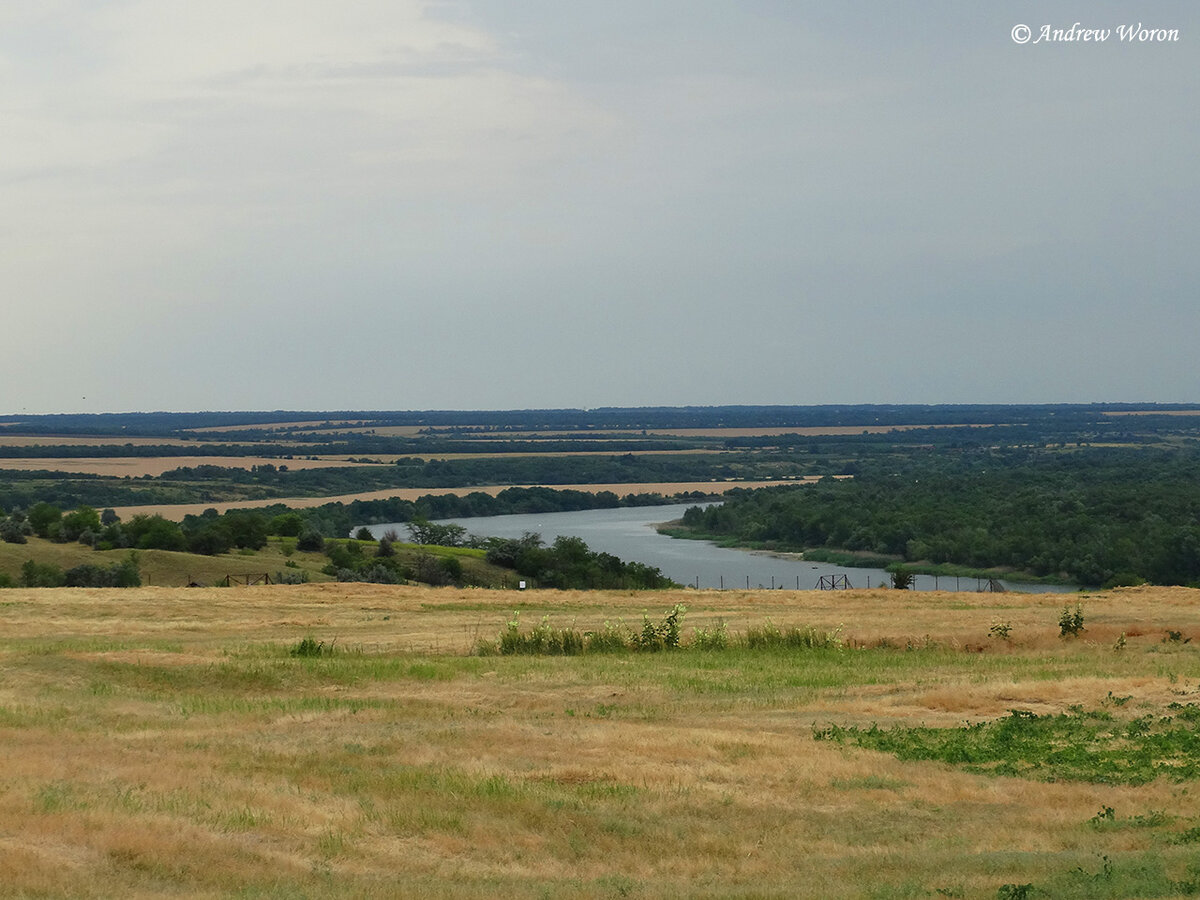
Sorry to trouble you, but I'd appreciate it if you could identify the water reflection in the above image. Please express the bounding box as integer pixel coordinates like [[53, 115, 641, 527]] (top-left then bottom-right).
[[363, 503, 1075, 594]]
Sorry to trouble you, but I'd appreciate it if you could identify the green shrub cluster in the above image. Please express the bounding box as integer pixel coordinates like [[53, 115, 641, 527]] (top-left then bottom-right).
[[814, 704, 1200, 785], [12, 552, 141, 588], [290, 636, 335, 657], [483, 533, 674, 590], [1059, 602, 1086, 637], [745, 619, 842, 650], [478, 608, 841, 656]]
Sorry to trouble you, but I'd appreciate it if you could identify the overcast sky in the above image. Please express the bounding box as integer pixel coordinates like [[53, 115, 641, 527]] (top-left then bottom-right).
[[3, 1, 1197, 414]]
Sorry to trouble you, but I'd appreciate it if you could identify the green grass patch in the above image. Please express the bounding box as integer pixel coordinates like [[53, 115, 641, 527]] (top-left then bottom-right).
[[815, 705, 1200, 785]]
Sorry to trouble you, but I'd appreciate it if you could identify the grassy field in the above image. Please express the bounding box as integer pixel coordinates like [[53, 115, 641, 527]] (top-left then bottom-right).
[[0, 536, 510, 590], [2, 584, 1200, 898]]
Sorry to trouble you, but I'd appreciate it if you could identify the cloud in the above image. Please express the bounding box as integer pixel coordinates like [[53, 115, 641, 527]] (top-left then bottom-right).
[[1, 1, 621, 227]]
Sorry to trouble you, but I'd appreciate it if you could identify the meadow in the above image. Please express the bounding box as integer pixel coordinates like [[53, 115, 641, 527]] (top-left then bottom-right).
[[3, 583, 1200, 898]]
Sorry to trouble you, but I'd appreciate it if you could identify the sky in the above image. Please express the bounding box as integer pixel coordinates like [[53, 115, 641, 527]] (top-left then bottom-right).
[[2, 1, 1198, 414]]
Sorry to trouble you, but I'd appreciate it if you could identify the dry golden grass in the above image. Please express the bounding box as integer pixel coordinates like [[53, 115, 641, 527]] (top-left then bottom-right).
[[267, 424, 997, 439], [632, 424, 998, 437], [1103, 410, 1200, 417], [109, 479, 803, 522], [0, 455, 376, 477], [361, 449, 724, 461], [3, 584, 1199, 897], [184, 420, 381, 433], [0, 435, 205, 447]]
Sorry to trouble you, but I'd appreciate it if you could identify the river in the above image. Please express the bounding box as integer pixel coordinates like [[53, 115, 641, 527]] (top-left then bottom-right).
[[362, 503, 1075, 594]]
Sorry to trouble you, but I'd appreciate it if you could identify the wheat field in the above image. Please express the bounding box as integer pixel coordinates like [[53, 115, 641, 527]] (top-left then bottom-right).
[[2, 583, 1199, 898]]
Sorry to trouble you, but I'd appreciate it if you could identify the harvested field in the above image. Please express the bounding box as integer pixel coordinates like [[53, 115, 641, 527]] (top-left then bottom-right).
[[287, 424, 437, 437], [0, 455, 376, 477], [0, 449, 734, 477], [2, 583, 1199, 898], [343, 449, 723, 462], [0, 435, 203, 447], [641, 424, 997, 437], [290, 424, 996, 438], [1103, 409, 1200, 417], [109, 479, 812, 521], [184, 420, 383, 433]]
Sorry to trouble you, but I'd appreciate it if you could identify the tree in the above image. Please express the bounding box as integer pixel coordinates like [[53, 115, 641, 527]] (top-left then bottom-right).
[[27, 503, 62, 538], [20, 559, 65, 587], [296, 529, 325, 552], [407, 518, 467, 547], [0, 520, 27, 543], [268, 512, 304, 537], [124, 514, 187, 551], [224, 511, 268, 550], [61, 506, 102, 541]]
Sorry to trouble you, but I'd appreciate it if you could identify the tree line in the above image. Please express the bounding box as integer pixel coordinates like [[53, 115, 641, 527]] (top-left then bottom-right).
[[672, 447, 1200, 587]]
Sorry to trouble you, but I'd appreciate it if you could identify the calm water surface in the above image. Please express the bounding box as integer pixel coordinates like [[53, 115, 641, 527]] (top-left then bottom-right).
[[364, 504, 1074, 594]]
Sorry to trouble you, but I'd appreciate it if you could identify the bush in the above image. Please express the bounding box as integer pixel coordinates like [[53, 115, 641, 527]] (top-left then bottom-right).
[[187, 526, 233, 556], [20, 559, 66, 588], [634, 604, 686, 651], [268, 512, 304, 537], [0, 519, 28, 544], [411, 551, 458, 586], [296, 530, 325, 552], [63, 553, 142, 588], [1060, 603, 1086, 638], [494, 613, 585, 656], [745, 620, 842, 650], [27, 503, 61, 538], [691, 620, 729, 650], [125, 515, 187, 551], [290, 636, 334, 657], [336, 563, 406, 584]]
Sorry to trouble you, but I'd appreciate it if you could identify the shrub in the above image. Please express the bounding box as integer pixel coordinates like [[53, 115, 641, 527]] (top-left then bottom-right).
[[296, 530, 325, 552], [691, 620, 728, 651], [989, 621, 1013, 641], [1060, 603, 1086, 638], [290, 636, 334, 657], [27, 503, 61, 538], [585, 621, 632, 653], [20, 559, 66, 588], [633, 605, 686, 651], [496, 613, 585, 656], [0, 519, 28, 544], [337, 564, 405, 585], [745, 619, 842, 650], [63, 553, 142, 588], [268, 512, 304, 537]]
